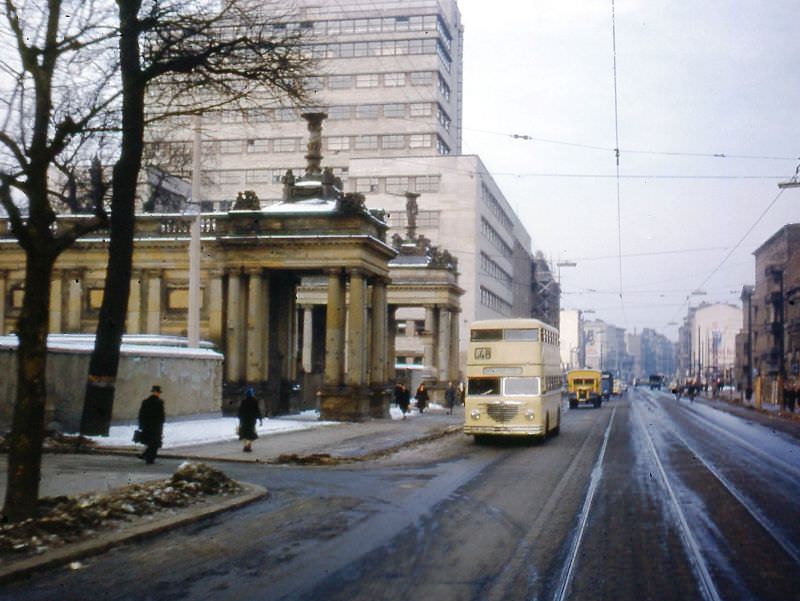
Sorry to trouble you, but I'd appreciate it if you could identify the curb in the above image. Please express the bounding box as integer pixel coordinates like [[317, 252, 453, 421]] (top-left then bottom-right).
[[0, 481, 267, 585]]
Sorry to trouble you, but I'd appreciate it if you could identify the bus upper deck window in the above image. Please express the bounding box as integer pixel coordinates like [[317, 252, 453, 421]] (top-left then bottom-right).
[[504, 328, 539, 341], [471, 329, 502, 342]]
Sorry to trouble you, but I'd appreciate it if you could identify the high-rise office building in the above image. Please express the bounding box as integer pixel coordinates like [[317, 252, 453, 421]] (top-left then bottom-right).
[[151, 0, 463, 206]]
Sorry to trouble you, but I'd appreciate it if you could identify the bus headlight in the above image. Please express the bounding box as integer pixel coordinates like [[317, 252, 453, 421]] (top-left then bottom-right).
[[470, 409, 481, 420], [525, 410, 535, 421]]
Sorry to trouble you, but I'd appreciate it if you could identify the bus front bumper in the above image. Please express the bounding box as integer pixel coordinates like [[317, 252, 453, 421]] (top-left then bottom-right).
[[464, 424, 545, 436]]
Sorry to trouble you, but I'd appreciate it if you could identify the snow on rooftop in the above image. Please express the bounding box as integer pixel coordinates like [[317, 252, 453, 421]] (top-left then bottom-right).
[[261, 199, 338, 214]]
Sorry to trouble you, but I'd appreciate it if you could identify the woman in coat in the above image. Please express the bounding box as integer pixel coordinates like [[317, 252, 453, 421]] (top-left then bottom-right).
[[395, 383, 410, 418], [238, 387, 263, 452], [415, 383, 429, 414]]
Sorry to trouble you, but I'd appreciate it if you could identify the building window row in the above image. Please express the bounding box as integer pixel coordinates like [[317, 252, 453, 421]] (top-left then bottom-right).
[[331, 133, 437, 152], [480, 286, 512, 315], [480, 251, 512, 289], [325, 102, 435, 121], [208, 166, 349, 188], [389, 209, 441, 230], [481, 217, 513, 257], [436, 136, 451, 156], [437, 106, 451, 131], [481, 183, 514, 232], [351, 174, 440, 195], [306, 38, 451, 72], [437, 74, 451, 101], [276, 14, 444, 37]]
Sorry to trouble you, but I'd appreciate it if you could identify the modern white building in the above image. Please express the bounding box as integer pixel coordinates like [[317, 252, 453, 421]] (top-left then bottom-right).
[[559, 309, 585, 370], [150, 0, 463, 207], [687, 303, 741, 381]]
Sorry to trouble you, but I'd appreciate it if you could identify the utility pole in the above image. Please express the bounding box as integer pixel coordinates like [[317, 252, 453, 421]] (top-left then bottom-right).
[[187, 114, 202, 348]]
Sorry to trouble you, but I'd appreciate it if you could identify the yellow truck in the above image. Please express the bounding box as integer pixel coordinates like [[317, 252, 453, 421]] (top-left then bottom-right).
[[566, 369, 603, 409]]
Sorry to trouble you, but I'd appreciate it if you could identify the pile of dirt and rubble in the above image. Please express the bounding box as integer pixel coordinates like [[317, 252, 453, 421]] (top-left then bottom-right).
[[0, 462, 241, 562], [0, 432, 98, 454]]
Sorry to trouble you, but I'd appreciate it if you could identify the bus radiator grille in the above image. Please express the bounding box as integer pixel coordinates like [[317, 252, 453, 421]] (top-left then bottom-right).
[[486, 403, 520, 422]]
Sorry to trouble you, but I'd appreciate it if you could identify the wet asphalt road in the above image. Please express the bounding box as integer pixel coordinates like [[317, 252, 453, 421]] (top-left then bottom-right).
[[2, 389, 798, 601]]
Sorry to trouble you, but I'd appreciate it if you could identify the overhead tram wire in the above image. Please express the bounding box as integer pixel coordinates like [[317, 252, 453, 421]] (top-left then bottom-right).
[[665, 183, 788, 329], [610, 0, 627, 329]]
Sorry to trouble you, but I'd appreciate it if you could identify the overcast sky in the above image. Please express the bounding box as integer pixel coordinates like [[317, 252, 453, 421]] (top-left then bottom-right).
[[457, 0, 799, 341]]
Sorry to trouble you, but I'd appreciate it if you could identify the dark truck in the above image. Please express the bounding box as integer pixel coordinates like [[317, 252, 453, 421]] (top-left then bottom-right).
[[648, 374, 664, 390], [601, 371, 614, 401]]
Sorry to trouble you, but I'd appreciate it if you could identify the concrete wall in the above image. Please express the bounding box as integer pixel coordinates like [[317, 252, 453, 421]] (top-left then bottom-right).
[[1, 338, 223, 433]]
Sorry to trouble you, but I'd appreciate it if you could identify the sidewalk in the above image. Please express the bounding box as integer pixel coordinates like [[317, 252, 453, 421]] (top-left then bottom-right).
[[0, 406, 463, 582]]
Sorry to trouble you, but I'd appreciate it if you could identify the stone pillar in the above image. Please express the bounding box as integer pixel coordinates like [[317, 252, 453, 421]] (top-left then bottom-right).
[[302, 305, 314, 374], [245, 268, 264, 383], [369, 279, 390, 417], [0, 270, 7, 335], [207, 270, 224, 345], [324, 269, 346, 387], [346, 269, 367, 387], [145, 270, 162, 334], [226, 270, 243, 382], [66, 270, 83, 332], [449, 309, 461, 381], [386, 305, 397, 383], [437, 308, 451, 382], [126, 272, 142, 334], [370, 280, 388, 385], [49, 271, 62, 333], [423, 305, 436, 373]]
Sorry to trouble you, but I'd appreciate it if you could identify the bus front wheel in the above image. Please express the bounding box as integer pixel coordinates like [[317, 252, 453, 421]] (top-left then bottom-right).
[[551, 408, 561, 437]]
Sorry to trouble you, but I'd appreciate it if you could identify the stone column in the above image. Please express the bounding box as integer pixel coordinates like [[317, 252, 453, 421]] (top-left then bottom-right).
[[126, 272, 142, 334], [145, 270, 162, 334], [423, 305, 436, 373], [386, 305, 397, 383], [245, 268, 264, 383], [226, 270, 243, 382], [370, 279, 388, 385], [449, 309, 461, 381], [49, 271, 62, 333], [0, 270, 7, 335], [302, 305, 314, 374], [66, 270, 83, 332], [324, 269, 346, 387], [346, 269, 367, 387], [437, 308, 451, 382], [207, 270, 224, 345]]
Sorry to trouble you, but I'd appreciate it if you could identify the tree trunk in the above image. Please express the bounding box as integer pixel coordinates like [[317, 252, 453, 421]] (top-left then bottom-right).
[[80, 1, 146, 435], [3, 251, 55, 521]]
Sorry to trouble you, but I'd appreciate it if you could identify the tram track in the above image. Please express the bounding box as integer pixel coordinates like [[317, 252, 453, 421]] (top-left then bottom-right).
[[631, 399, 722, 601], [632, 390, 800, 599]]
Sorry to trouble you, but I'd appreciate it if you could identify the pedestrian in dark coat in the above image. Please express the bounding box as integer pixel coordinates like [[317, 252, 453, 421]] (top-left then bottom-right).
[[415, 383, 429, 414], [238, 387, 263, 452], [395, 383, 410, 418], [445, 381, 457, 415], [138, 385, 165, 464]]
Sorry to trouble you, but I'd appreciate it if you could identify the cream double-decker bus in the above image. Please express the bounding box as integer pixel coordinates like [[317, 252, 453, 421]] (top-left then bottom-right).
[[464, 318, 562, 443]]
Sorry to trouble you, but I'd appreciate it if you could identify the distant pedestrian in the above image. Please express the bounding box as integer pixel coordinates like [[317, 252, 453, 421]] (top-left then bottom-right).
[[137, 385, 165, 464], [415, 383, 429, 414], [395, 383, 410, 418], [445, 381, 457, 415], [457, 380, 466, 406], [238, 387, 263, 452]]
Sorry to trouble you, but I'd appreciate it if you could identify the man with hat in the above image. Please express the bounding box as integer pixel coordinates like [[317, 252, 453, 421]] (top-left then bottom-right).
[[137, 385, 165, 464]]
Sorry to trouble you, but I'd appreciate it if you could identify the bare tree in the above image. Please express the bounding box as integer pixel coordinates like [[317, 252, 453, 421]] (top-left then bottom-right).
[[0, 0, 120, 521], [0, 0, 310, 521], [79, 0, 312, 434]]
